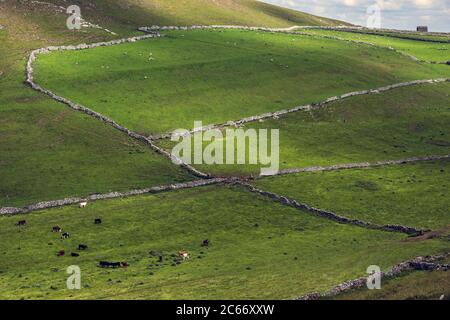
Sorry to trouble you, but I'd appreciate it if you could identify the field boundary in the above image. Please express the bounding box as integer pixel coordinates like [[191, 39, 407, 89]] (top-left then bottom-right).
[[152, 78, 449, 139], [237, 182, 427, 235], [0, 178, 231, 216], [2, 155, 446, 217], [25, 33, 210, 179], [309, 27, 450, 44], [139, 25, 450, 38], [297, 251, 450, 300], [260, 155, 450, 178], [290, 31, 446, 64]]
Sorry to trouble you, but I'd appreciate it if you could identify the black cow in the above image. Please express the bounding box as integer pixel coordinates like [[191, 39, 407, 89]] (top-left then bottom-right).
[[99, 261, 129, 268], [71, 253, 80, 257], [94, 218, 102, 225], [202, 239, 210, 247], [61, 232, 70, 239], [16, 220, 27, 226], [78, 244, 88, 251]]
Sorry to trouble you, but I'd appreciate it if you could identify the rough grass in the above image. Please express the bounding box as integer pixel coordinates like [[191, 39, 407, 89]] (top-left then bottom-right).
[[34, 29, 449, 136], [0, 185, 448, 300], [331, 270, 450, 300], [0, 0, 347, 39], [157, 82, 450, 176], [1, 0, 449, 300], [0, 0, 353, 209], [0, 20, 194, 209], [253, 160, 450, 230], [300, 29, 450, 62], [0, 90, 194, 208]]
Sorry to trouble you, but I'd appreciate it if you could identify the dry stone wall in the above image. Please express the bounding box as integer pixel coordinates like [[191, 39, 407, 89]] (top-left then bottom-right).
[[272, 155, 450, 176], [297, 252, 450, 300], [154, 78, 449, 140], [140, 25, 450, 64], [0, 178, 230, 216], [140, 25, 450, 38], [318, 27, 450, 44], [238, 182, 426, 236], [293, 31, 449, 64]]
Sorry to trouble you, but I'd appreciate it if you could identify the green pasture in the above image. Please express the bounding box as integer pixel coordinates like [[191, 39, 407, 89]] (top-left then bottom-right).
[[300, 29, 450, 62], [34, 29, 449, 136], [158, 82, 450, 176], [253, 160, 450, 230], [0, 185, 447, 299]]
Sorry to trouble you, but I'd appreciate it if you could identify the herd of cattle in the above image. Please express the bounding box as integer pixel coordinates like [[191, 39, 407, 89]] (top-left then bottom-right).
[[15, 215, 123, 268], [15, 205, 212, 270]]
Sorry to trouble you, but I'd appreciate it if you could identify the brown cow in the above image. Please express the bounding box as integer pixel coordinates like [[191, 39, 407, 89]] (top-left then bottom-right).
[[178, 250, 190, 261]]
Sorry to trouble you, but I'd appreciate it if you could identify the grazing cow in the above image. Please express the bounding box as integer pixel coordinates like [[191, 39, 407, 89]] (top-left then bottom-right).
[[57, 250, 65, 257], [52, 226, 62, 233], [71, 253, 80, 257], [77, 244, 88, 251], [79, 202, 88, 208], [99, 261, 129, 268], [202, 239, 210, 247], [61, 232, 70, 239], [178, 250, 190, 261], [94, 218, 102, 225], [16, 220, 27, 226]]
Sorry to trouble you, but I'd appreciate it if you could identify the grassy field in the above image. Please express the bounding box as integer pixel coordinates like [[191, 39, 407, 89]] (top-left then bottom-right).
[[332, 270, 450, 300], [0, 184, 448, 300], [1, 0, 449, 300], [0, 0, 349, 208], [34, 29, 449, 136], [0, 25, 196, 208], [253, 160, 450, 230], [157, 82, 450, 176], [0, 86, 194, 208], [300, 29, 450, 62]]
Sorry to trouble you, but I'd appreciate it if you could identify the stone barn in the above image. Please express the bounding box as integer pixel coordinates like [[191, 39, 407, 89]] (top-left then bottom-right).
[[416, 26, 428, 32]]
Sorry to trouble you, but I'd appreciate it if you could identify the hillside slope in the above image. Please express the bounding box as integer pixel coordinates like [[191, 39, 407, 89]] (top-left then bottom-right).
[[1, 0, 349, 39]]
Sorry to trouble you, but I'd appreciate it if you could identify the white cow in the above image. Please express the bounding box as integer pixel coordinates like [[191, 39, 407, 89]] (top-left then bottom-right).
[[79, 202, 88, 208]]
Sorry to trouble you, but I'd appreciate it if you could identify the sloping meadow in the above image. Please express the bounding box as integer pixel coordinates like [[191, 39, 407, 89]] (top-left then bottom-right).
[[299, 29, 450, 63], [0, 184, 447, 299], [33, 29, 450, 136], [0, 28, 195, 208], [253, 160, 450, 230], [157, 82, 450, 176]]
